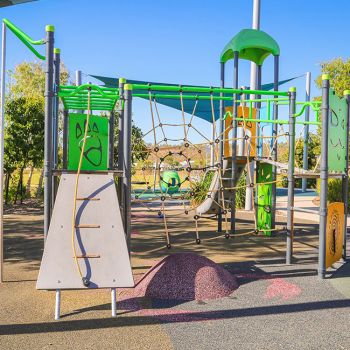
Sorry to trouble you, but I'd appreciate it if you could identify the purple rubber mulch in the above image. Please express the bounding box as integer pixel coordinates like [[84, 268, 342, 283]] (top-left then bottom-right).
[[135, 253, 238, 301]]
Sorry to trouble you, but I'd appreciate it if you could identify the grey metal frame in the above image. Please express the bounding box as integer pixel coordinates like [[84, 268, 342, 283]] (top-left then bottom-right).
[[302, 72, 311, 192], [271, 55, 279, 229], [62, 110, 68, 169], [0, 22, 6, 283], [109, 110, 115, 170], [218, 62, 225, 233], [117, 79, 125, 224], [43, 27, 55, 240], [53, 49, 60, 170], [343, 91, 350, 261], [123, 85, 132, 251], [52, 48, 60, 207], [230, 51, 239, 234], [286, 87, 296, 264], [318, 77, 330, 278]]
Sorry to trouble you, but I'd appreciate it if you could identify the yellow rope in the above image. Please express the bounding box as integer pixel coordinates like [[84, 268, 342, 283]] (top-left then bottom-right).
[[71, 87, 91, 286]]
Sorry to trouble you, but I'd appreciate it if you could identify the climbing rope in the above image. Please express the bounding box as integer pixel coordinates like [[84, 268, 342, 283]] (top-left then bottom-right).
[[71, 86, 92, 287]]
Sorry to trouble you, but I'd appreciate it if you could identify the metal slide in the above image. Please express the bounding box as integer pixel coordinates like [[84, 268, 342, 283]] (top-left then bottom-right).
[[196, 157, 247, 216]]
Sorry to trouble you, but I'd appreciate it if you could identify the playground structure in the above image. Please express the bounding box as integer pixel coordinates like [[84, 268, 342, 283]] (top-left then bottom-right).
[[0, 19, 349, 320]]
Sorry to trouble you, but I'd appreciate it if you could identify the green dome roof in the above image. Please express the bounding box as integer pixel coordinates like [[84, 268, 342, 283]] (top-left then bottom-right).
[[220, 29, 280, 65]]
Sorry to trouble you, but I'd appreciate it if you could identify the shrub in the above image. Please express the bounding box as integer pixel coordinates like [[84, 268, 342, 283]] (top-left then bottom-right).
[[191, 171, 214, 205], [316, 178, 350, 208], [281, 176, 316, 189], [235, 171, 247, 209], [191, 170, 246, 209]]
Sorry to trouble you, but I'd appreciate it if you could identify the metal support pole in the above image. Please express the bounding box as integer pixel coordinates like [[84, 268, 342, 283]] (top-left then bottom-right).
[[54, 289, 60, 320], [111, 288, 117, 317], [109, 111, 115, 170], [230, 51, 239, 234], [343, 90, 350, 261], [253, 65, 262, 217], [210, 124, 215, 167], [252, 0, 261, 29], [75, 70, 82, 88], [0, 22, 6, 283], [44, 25, 55, 241], [302, 72, 311, 192], [271, 55, 279, 228], [318, 75, 330, 279], [123, 84, 132, 251], [52, 48, 60, 207], [117, 78, 125, 216], [246, 0, 260, 212], [237, 86, 246, 157], [62, 110, 68, 169], [286, 87, 296, 264], [53, 48, 60, 169], [218, 62, 225, 233]]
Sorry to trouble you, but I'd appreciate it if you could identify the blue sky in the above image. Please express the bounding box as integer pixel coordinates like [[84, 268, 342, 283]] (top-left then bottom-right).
[[1, 0, 350, 143]]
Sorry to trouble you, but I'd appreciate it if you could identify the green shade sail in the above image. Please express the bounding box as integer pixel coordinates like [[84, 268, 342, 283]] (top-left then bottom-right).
[[91, 75, 299, 123], [59, 84, 119, 111], [0, 0, 36, 7], [220, 29, 280, 65]]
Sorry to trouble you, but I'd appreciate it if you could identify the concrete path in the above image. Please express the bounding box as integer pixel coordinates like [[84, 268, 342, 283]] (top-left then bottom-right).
[[276, 188, 350, 226]]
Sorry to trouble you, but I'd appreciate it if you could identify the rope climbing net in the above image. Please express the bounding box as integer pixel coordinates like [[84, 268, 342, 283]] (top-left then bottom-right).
[[130, 86, 321, 247]]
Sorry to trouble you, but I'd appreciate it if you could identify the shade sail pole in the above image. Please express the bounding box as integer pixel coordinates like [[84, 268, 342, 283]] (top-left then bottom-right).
[[245, 0, 261, 211], [302, 72, 311, 192], [0, 22, 6, 283]]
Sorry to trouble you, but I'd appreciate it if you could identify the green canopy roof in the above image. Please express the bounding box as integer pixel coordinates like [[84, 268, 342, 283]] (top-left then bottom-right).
[[220, 29, 280, 65], [59, 84, 119, 111]]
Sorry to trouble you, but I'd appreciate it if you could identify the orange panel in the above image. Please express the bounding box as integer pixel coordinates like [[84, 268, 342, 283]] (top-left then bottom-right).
[[224, 106, 256, 158], [326, 202, 344, 268]]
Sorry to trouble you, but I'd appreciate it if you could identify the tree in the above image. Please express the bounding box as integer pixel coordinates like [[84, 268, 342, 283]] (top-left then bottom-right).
[[5, 97, 44, 203], [315, 57, 350, 97], [295, 133, 321, 169], [4, 61, 69, 203], [112, 112, 148, 167]]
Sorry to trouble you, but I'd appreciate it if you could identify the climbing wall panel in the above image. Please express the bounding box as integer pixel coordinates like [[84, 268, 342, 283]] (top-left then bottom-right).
[[37, 173, 134, 289], [68, 113, 109, 171], [326, 202, 344, 268], [328, 89, 347, 173], [224, 106, 257, 158], [256, 163, 272, 236]]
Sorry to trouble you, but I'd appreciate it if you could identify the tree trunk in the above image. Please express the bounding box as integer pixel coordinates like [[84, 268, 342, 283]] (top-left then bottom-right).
[[20, 167, 24, 204], [14, 170, 21, 204], [5, 172, 10, 205], [26, 166, 34, 197], [36, 168, 44, 198]]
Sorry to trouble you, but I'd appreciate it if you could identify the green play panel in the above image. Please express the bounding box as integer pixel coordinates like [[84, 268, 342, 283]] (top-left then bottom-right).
[[328, 88, 347, 173], [256, 163, 272, 236], [67, 113, 109, 171]]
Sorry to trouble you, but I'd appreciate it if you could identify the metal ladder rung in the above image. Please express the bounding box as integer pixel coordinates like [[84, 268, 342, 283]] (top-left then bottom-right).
[[75, 224, 101, 228], [74, 254, 100, 259], [76, 197, 100, 201]]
